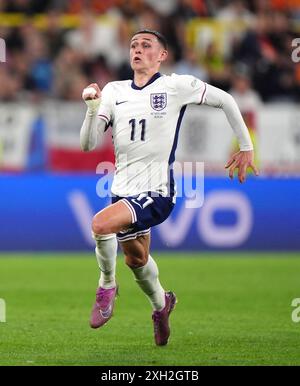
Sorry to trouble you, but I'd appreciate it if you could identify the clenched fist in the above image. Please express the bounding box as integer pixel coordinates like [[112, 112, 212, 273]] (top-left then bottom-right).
[[82, 83, 101, 113], [82, 83, 101, 100]]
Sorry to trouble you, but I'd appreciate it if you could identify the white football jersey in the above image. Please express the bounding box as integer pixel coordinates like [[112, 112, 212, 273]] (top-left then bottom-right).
[[98, 73, 207, 200]]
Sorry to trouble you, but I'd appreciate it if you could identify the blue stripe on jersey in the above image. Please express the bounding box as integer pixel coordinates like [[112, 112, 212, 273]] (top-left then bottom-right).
[[131, 72, 162, 90], [167, 105, 187, 198]]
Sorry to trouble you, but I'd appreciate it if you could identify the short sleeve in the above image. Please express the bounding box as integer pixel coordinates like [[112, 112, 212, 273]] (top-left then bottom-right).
[[98, 83, 114, 125], [173, 74, 207, 106]]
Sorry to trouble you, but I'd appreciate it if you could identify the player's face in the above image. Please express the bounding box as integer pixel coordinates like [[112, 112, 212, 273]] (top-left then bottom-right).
[[130, 34, 167, 72]]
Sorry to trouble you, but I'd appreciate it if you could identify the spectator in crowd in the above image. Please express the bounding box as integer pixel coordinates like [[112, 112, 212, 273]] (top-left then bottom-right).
[[53, 46, 85, 99], [175, 47, 208, 81], [28, 28, 53, 93], [143, 0, 178, 16], [230, 66, 262, 112], [64, 10, 125, 69], [83, 55, 116, 90], [203, 42, 232, 91], [217, 0, 255, 25], [0, 66, 22, 101], [44, 11, 66, 59], [232, 12, 299, 101], [0, 0, 299, 102]]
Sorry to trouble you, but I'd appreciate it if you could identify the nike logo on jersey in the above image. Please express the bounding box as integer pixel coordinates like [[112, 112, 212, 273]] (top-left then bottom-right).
[[116, 100, 128, 105]]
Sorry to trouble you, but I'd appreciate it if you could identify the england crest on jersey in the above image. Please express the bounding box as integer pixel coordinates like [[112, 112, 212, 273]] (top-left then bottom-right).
[[150, 93, 167, 111]]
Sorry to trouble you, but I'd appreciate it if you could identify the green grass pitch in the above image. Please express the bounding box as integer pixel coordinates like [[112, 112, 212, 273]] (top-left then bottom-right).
[[0, 253, 300, 366]]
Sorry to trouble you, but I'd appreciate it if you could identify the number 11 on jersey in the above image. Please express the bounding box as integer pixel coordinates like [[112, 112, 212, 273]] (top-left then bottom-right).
[[129, 119, 146, 141]]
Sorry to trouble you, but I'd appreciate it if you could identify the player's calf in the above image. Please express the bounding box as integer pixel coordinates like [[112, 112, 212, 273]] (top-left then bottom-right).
[[122, 234, 150, 268]]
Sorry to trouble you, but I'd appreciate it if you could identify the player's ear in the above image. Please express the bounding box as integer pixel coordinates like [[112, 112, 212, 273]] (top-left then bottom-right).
[[159, 49, 168, 63]]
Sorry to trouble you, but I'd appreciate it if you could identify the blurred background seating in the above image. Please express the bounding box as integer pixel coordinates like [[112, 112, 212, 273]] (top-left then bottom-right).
[[0, 0, 300, 173]]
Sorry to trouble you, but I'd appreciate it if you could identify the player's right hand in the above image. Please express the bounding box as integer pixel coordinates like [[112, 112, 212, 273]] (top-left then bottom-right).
[[82, 83, 101, 112], [82, 83, 101, 100]]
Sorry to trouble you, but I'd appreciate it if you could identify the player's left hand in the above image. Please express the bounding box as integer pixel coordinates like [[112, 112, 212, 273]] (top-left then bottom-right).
[[225, 150, 259, 183]]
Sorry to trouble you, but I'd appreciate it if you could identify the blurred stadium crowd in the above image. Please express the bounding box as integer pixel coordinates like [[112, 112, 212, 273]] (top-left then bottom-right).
[[1, 0, 300, 103]]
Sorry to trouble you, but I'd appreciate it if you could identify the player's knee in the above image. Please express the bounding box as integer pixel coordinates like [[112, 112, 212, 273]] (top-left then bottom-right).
[[91, 216, 107, 236], [125, 253, 148, 269]]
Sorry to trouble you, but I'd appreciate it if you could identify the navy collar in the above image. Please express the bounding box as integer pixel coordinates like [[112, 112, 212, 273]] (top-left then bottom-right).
[[131, 72, 162, 90]]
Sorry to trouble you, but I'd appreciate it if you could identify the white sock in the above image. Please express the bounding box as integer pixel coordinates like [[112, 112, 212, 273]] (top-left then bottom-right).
[[131, 255, 166, 311], [93, 233, 118, 289]]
